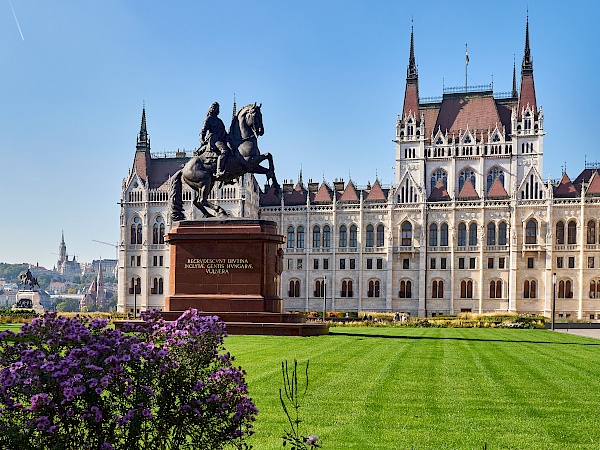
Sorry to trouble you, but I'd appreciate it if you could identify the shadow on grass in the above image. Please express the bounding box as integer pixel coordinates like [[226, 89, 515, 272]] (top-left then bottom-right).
[[328, 330, 600, 346]]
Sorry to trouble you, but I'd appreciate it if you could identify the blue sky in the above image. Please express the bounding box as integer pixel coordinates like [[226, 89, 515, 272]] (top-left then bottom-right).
[[1, 0, 598, 270]]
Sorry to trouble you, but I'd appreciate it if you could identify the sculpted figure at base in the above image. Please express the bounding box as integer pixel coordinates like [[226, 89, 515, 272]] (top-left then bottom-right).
[[169, 101, 280, 220]]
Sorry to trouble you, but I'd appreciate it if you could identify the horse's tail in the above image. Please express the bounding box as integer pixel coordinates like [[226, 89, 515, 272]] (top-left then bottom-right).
[[168, 169, 186, 222]]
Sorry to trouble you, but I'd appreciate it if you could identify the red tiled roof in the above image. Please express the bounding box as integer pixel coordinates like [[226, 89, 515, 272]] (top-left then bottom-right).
[[421, 107, 440, 140], [518, 74, 537, 117], [365, 180, 386, 202], [586, 171, 600, 196], [573, 168, 599, 185], [339, 181, 359, 202], [428, 179, 450, 201], [487, 178, 509, 198], [260, 185, 281, 206], [457, 179, 479, 200], [434, 94, 501, 139], [554, 173, 579, 198], [402, 82, 419, 121], [313, 182, 332, 203], [284, 185, 307, 206], [133, 151, 151, 184]]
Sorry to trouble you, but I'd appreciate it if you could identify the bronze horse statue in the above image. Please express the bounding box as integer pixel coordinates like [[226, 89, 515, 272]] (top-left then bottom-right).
[[18, 269, 40, 291], [169, 102, 280, 220]]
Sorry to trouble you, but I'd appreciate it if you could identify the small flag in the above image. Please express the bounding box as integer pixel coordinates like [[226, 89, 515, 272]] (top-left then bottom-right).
[[466, 45, 469, 65]]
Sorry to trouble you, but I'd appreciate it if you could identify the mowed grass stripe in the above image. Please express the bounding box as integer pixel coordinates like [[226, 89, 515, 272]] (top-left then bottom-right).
[[227, 328, 600, 449]]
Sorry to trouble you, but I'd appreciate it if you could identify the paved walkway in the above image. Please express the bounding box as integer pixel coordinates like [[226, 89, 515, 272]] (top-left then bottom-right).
[[554, 328, 600, 340]]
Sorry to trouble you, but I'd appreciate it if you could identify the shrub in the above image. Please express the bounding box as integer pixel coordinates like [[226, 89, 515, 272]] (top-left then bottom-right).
[[0, 309, 257, 450]]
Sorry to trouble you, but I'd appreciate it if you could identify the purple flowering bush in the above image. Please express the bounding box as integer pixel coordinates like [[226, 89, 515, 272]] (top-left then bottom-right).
[[0, 309, 257, 450]]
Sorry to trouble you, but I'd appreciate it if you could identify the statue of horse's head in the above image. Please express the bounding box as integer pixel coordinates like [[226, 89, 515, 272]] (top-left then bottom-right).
[[240, 102, 263, 137]]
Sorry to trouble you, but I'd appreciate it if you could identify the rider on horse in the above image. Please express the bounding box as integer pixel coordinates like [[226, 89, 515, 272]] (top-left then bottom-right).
[[199, 102, 230, 179]]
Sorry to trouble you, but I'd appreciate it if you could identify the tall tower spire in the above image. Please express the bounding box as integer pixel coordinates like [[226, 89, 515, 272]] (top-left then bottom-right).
[[512, 56, 517, 97], [402, 22, 420, 121], [232, 93, 237, 120], [518, 14, 537, 116], [136, 104, 150, 152]]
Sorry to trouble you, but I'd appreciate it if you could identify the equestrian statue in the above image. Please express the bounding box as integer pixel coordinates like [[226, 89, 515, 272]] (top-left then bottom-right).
[[18, 269, 40, 291], [169, 101, 280, 220]]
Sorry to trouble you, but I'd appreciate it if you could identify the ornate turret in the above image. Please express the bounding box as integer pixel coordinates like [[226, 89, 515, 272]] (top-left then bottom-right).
[[402, 24, 420, 122], [518, 15, 537, 117], [136, 105, 150, 152], [59, 231, 67, 264]]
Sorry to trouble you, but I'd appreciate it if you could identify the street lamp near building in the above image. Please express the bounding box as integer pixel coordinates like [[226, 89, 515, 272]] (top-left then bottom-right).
[[552, 273, 557, 331]]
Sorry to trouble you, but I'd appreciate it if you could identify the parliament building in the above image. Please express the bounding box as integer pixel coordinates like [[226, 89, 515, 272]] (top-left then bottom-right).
[[118, 20, 600, 319]]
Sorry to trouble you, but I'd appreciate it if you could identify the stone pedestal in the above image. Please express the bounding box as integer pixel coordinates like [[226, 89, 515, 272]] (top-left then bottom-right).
[[14, 290, 45, 314], [161, 219, 328, 336]]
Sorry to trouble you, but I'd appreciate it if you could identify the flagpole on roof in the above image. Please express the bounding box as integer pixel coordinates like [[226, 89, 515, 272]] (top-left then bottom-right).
[[465, 43, 469, 93]]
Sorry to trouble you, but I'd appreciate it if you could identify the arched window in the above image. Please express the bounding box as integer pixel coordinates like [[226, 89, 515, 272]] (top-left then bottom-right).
[[432, 280, 444, 298], [313, 226, 321, 248], [152, 277, 164, 295], [323, 225, 331, 248], [460, 279, 473, 298], [431, 169, 448, 192], [556, 221, 565, 245], [487, 223, 496, 246], [498, 222, 507, 246], [590, 280, 600, 299], [287, 226, 295, 248], [399, 280, 412, 298], [401, 222, 412, 246], [366, 224, 374, 248], [530, 280, 537, 298], [469, 223, 478, 246], [297, 226, 305, 248], [339, 225, 347, 247], [289, 280, 300, 297], [588, 220, 597, 245], [153, 216, 165, 244], [314, 280, 324, 297], [440, 224, 449, 246], [349, 225, 358, 248], [377, 224, 385, 247], [568, 220, 577, 245], [131, 216, 142, 245], [558, 280, 565, 298], [374, 280, 380, 297], [565, 280, 573, 298], [341, 280, 348, 297], [458, 168, 476, 192], [523, 280, 530, 298], [487, 167, 505, 192], [129, 277, 141, 295], [525, 220, 537, 244], [367, 280, 380, 297], [458, 223, 467, 247], [429, 223, 438, 246]]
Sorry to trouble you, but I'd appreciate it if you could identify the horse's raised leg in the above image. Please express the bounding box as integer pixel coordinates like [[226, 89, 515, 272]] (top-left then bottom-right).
[[193, 184, 213, 218]]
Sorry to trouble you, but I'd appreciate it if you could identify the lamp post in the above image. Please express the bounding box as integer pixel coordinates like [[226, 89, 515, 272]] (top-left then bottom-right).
[[552, 272, 557, 331], [322, 276, 327, 323]]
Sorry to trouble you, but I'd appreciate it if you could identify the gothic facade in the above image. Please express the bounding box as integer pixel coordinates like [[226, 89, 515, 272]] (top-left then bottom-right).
[[118, 20, 600, 319]]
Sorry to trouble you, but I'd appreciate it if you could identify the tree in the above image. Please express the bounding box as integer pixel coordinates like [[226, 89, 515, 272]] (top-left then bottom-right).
[[54, 297, 80, 312]]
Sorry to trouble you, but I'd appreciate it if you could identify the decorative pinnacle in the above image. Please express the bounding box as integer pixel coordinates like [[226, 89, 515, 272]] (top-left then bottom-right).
[[407, 21, 417, 80], [522, 14, 533, 74]]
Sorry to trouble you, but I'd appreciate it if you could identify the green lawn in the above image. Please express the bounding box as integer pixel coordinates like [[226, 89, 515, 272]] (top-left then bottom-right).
[[225, 327, 600, 450]]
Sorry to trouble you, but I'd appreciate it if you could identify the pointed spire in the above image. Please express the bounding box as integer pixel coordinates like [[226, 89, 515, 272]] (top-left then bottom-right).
[[522, 14, 533, 75], [299, 165, 303, 184], [407, 20, 417, 80], [136, 104, 150, 152], [512, 56, 517, 97], [232, 93, 237, 119]]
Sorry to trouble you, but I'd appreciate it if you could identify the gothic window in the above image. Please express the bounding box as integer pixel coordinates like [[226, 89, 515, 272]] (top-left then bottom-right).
[[430, 169, 448, 192], [568, 220, 577, 245], [399, 280, 412, 298], [339, 225, 347, 248], [297, 226, 305, 248], [458, 223, 467, 247], [525, 220, 537, 244], [487, 223, 496, 246], [287, 226, 295, 248], [401, 222, 412, 246], [367, 280, 380, 298], [366, 225, 374, 248], [323, 225, 331, 248], [314, 280, 324, 297], [489, 280, 502, 299], [341, 280, 354, 298], [588, 220, 597, 245], [523, 280, 537, 298], [349, 225, 358, 248], [131, 216, 142, 245], [313, 226, 321, 248], [460, 279, 473, 298], [458, 168, 476, 192], [590, 280, 600, 299], [440, 223, 449, 246], [151, 277, 163, 295], [289, 280, 301, 297], [498, 222, 507, 246], [153, 216, 165, 244], [377, 224, 385, 247], [469, 223, 478, 246], [432, 280, 444, 298], [556, 221, 565, 244], [429, 223, 438, 247], [486, 167, 505, 192], [129, 277, 141, 295]]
